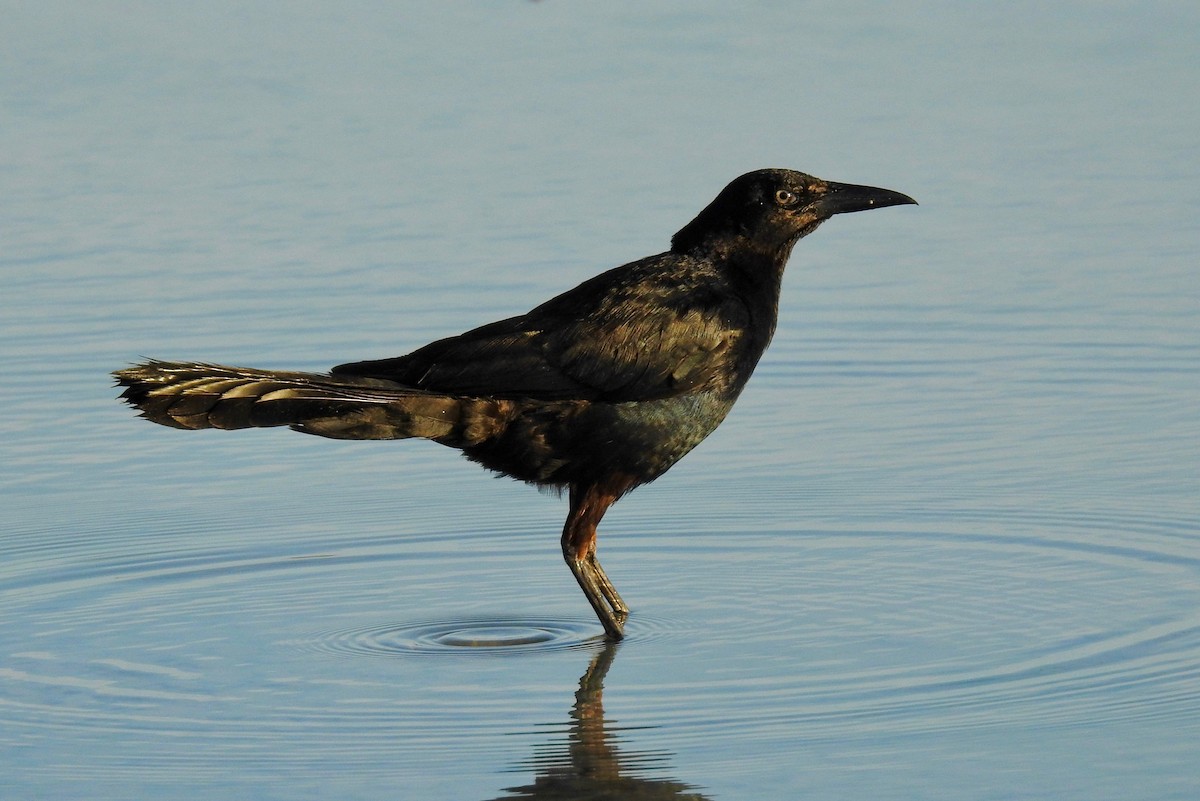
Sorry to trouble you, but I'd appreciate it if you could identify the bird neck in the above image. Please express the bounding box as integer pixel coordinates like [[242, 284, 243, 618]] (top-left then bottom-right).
[[726, 247, 788, 353]]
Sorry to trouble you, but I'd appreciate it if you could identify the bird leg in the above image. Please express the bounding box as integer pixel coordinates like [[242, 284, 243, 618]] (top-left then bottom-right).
[[563, 484, 628, 639], [590, 554, 628, 616]]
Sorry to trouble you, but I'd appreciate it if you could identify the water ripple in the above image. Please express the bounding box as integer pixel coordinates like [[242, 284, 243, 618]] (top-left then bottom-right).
[[1, 504, 1196, 781], [303, 618, 600, 656]]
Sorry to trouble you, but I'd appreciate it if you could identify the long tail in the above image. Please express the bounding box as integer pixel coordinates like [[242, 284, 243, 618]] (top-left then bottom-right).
[[113, 360, 513, 443]]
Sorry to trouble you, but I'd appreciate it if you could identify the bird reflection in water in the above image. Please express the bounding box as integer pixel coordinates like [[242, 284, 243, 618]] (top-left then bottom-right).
[[489, 643, 710, 801]]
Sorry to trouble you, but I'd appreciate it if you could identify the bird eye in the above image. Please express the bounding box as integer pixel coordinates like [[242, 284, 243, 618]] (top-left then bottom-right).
[[774, 189, 799, 207]]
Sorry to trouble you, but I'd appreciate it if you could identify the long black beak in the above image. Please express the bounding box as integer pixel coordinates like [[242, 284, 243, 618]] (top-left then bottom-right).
[[818, 181, 917, 216]]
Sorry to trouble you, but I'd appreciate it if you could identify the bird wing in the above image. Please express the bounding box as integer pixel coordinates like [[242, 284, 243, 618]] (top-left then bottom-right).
[[332, 254, 749, 402], [334, 318, 594, 399]]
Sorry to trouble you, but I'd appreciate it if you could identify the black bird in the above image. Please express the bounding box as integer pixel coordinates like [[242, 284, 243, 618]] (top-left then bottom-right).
[[114, 169, 915, 639]]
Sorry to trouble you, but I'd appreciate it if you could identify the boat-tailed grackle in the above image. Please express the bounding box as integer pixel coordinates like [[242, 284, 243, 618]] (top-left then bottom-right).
[[114, 168, 916, 639]]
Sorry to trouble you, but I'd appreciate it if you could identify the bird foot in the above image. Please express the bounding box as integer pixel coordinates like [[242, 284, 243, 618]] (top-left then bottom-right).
[[567, 555, 627, 640]]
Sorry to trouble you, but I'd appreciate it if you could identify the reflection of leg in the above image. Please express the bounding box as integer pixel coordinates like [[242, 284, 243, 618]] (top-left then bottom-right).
[[492, 638, 712, 801], [576, 639, 620, 705], [569, 640, 621, 782]]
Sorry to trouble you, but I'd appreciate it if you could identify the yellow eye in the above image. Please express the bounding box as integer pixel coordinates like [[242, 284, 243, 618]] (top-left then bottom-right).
[[775, 189, 799, 207]]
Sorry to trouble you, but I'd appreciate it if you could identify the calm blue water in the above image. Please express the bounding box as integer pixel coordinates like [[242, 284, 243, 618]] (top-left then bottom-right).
[[3, 3, 1198, 799]]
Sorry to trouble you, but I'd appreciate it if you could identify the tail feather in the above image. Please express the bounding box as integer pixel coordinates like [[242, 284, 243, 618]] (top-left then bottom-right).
[[113, 360, 514, 444]]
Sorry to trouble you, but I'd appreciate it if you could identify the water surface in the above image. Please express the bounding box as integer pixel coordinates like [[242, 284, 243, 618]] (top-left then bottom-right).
[[2, 3, 1197, 799]]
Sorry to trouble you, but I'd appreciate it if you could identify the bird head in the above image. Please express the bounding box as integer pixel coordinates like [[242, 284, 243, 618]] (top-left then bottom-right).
[[671, 168, 917, 261]]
